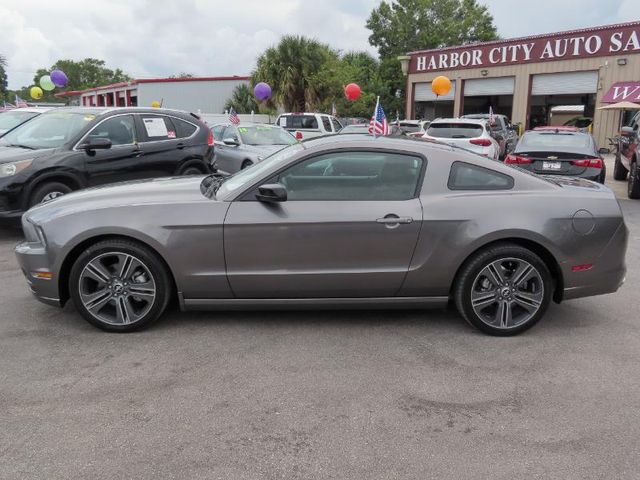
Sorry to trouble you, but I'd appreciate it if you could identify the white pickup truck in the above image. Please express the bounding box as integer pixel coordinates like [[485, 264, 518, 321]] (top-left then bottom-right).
[[275, 113, 343, 140]]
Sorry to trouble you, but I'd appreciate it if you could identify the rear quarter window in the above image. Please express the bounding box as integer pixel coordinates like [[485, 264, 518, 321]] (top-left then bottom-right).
[[448, 161, 514, 190], [171, 117, 197, 138]]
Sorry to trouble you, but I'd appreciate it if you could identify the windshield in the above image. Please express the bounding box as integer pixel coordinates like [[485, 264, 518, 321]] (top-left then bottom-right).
[[0, 111, 41, 132], [518, 132, 591, 151], [427, 123, 483, 139], [238, 125, 297, 146], [214, 143, 304, 199], [0, 111, 96, 149]]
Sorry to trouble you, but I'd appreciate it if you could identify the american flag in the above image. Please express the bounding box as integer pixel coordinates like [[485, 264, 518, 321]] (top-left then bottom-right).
[[368, 97, 390, 137], [15, 95, 28, 108], [228, 107, 240, 125]]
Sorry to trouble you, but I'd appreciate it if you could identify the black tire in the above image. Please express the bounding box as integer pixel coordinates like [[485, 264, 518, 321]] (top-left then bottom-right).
[[599, 166, 606, 184], [69, 239, 172, 332], [29, 181, 72, 207], [613, 151, 628, 181], [454, 243, 553, 336], [241, 159, 253, 170], [180, 164, 205, 175], [628, 161, 640, 199]]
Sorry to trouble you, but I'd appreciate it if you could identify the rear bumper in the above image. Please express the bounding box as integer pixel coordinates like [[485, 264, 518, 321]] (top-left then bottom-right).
[[14, 241, 61, 307]]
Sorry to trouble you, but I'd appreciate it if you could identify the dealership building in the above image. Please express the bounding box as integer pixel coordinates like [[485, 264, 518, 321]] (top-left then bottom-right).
[[55, 76, 249, 114], [400, 21, 640, 146]]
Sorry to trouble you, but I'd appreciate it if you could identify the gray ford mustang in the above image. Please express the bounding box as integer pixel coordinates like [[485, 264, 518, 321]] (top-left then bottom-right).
[[15, 135, 628, 335]]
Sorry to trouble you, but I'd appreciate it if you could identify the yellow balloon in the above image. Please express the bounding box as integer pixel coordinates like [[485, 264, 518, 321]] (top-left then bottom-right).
[[431, 76, 451, 96], [151, 100, 161, 108], [30, 86, 44, 100]]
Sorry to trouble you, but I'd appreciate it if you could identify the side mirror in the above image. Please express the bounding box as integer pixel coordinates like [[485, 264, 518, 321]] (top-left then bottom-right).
[[223, 137, 239, 146], [256, 183, 287, 203], [598, 147, 610, 155], [620, 126, 635, 137], [80, 137, 112, 151]]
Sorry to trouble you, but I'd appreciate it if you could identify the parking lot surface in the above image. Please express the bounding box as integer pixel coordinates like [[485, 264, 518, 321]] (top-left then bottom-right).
[[1, 157, 639, 479]]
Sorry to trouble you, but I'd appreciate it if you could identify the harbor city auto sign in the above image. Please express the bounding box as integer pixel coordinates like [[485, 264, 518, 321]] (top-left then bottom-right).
[[408, 22, 640, 73]]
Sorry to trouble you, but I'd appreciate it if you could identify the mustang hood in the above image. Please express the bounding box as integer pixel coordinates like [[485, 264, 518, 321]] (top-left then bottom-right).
[[26, 176, 212, 223]]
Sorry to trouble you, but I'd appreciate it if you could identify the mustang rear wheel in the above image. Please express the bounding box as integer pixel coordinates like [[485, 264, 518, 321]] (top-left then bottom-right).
[[69, 239, 171, 332], [454, 244, 553, 336]]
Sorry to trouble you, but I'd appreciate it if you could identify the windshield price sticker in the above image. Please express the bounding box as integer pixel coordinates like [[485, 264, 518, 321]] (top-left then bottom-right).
[[143, 118, 168, 137]]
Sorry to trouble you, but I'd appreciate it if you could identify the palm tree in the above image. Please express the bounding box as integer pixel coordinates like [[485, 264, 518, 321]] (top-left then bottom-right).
[[252, 36, 341, 112], [223, 84, 259, 114]]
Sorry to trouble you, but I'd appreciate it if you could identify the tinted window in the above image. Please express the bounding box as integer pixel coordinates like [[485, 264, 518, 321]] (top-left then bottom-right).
[[0, 111, 96, 149], [140, 115, 175, 141], [448, 161, 513, 190], [88, 115, 135, 146], [172, 118, 197, 138], [286, 115, 318, 129], [427, 123, 483, 138], [519, 132, 591, 150], [278, 151, 423, 201], [331, 117, 342, 132], [321, 116, 332, 132], [399, 123, 421, 133], [212, 125, 226, 141]]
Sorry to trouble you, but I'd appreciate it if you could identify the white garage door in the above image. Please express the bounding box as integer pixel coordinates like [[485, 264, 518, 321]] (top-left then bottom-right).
[[532, 71, 598, 95], [464, 77, 514, 96], [414, 80, 456, 101]]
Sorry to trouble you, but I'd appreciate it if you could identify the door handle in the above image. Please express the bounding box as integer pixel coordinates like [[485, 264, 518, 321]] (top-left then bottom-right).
[[132, 149, 143, 158], [376, 215, 413, 225], [176, 142, 185, 149]]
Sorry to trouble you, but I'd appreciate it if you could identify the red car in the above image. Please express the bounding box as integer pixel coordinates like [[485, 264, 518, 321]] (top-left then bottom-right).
[[614, 111, 640, 199]]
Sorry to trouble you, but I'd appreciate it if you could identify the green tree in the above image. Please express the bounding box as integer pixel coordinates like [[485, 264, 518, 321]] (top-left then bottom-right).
[[366, 0, 498, 117], [252, 35, 342, 112], [224, 83, 259, 114], [31, 58, 131, 101], [0, 54, 8, 103], [334, 51, 384, 118]]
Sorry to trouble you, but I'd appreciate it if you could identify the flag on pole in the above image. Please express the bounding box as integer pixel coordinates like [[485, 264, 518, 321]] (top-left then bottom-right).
[[488, 106, 495, 125], [15, 95, 28, 108], [368, 96, 390, 137], [228, 107, 240, 125], [331, 102, 337, 117]]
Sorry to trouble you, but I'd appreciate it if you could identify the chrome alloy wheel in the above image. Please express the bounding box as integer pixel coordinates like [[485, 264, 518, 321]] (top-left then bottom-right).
[[78, 252, 156, 326], [41, 191, 65, 203], [470, 257, 544, 330]]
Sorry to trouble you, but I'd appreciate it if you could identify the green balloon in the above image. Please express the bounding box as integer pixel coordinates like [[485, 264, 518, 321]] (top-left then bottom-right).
[[40, 75, 55, 91]]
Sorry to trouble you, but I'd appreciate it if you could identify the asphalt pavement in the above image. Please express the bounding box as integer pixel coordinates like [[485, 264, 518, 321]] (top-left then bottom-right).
[[1, 156, 639, 479]]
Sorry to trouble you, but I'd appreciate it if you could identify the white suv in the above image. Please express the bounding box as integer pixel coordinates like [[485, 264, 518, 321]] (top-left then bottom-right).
[[421, 118, 500, 160], [275, 113, 343, 140]]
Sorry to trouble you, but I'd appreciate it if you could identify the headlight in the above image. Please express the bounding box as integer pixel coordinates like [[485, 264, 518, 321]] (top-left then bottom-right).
[[21, 217, 46, 245], [0, 159, 33, 178]]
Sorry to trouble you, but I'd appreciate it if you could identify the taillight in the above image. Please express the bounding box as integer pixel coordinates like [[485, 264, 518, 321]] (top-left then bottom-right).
[[504, 154, 532, 165], [571, 158, 603, 168], [295, 131, 303, 140], [207, 129, 214, 147], [469, 138, 492, 147]]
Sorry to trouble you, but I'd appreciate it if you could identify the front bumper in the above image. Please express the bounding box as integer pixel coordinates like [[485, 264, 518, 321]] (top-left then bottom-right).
[[14, 241, 61, 307]]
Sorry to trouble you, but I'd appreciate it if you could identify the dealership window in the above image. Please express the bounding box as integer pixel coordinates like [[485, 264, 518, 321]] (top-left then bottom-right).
[[277, 151, 424, 201]]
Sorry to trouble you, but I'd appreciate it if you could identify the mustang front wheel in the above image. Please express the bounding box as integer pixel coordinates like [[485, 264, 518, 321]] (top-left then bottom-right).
[[454, 244, 553, 336], [69, 239, 171, 332]]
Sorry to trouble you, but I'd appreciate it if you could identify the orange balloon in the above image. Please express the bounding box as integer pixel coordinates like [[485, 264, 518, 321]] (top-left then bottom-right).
[[431, 76, 451, 96]]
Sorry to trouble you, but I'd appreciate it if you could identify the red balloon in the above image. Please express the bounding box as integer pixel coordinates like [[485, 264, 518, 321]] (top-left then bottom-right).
[[344, 83, 361, 101]]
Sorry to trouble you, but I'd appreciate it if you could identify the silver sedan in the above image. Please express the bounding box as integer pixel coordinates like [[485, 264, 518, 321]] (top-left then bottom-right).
[[15, 135, 627, 335]]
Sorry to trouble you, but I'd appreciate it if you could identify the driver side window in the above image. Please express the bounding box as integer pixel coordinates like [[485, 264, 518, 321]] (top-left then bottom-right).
[[225, 126, 239, 142], [276, 151, 424, 201], [88, 115, 136, 146]]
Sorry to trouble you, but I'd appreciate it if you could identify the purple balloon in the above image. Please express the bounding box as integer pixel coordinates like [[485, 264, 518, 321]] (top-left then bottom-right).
[[50, 69, 68, 88], [254, 82, 272, 101]]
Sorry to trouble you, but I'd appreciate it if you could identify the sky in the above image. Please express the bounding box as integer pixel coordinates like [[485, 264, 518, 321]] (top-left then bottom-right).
[[1, 0, 638, 90]]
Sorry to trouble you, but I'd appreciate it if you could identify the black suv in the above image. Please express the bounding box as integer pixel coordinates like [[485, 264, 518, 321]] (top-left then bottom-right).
[[0, 107, 213, 222]]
